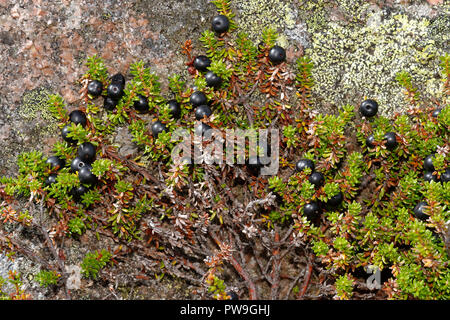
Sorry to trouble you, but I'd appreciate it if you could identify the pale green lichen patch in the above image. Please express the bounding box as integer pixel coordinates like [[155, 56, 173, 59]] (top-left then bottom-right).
[[19, 88, 54, 121], [297, 0, 333, 34], [306, 8, 446, 117], [334, 0, 372, 21], [6, 87, 61, 164], [232, 0, 298, 46], [18, 88, 58, 134]]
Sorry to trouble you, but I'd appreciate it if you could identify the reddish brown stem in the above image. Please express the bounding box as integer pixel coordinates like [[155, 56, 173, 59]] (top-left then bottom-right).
[[103, 147, 160, 186], [209, 230, 259, 300], [270, 231, 281, 300], [298, 258, 313, 300]]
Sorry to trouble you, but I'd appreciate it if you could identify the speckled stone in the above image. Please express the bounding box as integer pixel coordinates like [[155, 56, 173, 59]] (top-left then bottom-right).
[[0, 0, 215, 177]]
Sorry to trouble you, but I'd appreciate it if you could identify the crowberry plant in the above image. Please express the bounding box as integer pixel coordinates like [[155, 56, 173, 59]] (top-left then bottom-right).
[[0, 0, 448, 301]]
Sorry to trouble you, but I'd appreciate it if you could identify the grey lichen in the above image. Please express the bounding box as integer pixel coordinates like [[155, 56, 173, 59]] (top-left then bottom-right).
[[334, 0, 372, 22], [428, 14, 450, 50], [306, 7, 446, 116]]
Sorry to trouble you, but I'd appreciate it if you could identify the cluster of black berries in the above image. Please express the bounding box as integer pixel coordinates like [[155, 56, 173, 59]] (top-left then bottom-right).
[[193, 55, 222, 89], [88, 73, 125, 111], [413, 154, 450, 221], [360, 100, 398, 150], [44, 156, 65, 186], [190, 90, 213, 135], [360, 99, 449, 221], [84, 17, 237, 141], [193, 15, 286, 133], [192, 16, 286, 175], [82, 15, 287, 191], [58, 109, 97, 200], [295, 159, 343, 222], [151, 99, 181, 138], [88, 69, 182, 139], [160, 14, 286, 158], [423, 154, 450, 183], [186, 15, 232, 138]]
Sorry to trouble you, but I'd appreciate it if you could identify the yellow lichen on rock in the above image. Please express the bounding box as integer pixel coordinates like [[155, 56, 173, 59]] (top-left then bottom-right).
[[19, 88, 54, 122], [306, 8, 446, 116], [233, 0, 297, 45]]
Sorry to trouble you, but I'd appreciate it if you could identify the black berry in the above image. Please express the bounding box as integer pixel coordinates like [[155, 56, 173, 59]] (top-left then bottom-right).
[[211, 15, 230, 33], [303, 202, 321, 220], [441, 168, 450, 183], [190, 91, 208, 107], [103, 96, 117, 111], [384, 132, 398, 150], [107, 82, 124, 100], [44, 173, 58, 186], [359, 99, 378, 117], [205, 71, 223, 88], [268, 45, 286, 64], [366, 135, 375, 148], [151, 121, 167, 138], [70, 185, 89, 202], [195, 105, 212, 120], [424, 171, 439, 183], [134, 94, 149, 113], [61, 124, 76, 144], [309, 172, 324, 188], [69, 110, 87, 127], [111, 73, 125, 86], [77, 142, 96, 163], [413, 201, 429, 220], [70, 157, 86, 173], [167, 100, 181, 119], [328, 192, 343, 206], [193, 55, 211, 72], [424, 154, 435, 172], [78, 165, 97, 185], [46, 156, 65, 170], [295, 159, 315, 173], [87, 80, 103, 97]]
